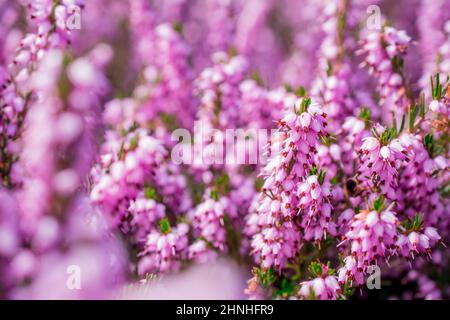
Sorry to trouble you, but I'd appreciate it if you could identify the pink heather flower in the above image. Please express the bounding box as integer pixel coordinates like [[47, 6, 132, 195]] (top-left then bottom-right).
[[19, 0, 83, 64], [0, 1, 20, 64], [189, 195, 227, 252], [195, 51, 249, 129], [341, 115, 371, 175], [90, 61, 194, 276], [239, 79, 296, 130], [315, 143, 342, 182], [298, 264, 341, 300], [359, 27, 412, 120], [90, 125, 193, 243], [227, 173, 258, 221], [17, 49, 101, 231], [250, 223, 301, 270], [428, 98, 449, 116], [425, 87, 449, 132], [90, 129, 168, 226], [247, 98, 328, 270], [138, 222, 189, 275], [188, 240, 218, 264], [396, 227, 442, 259], [260, 99, 328, 198], [0, 1, 83, 187], [299, 275, 341, 300], [128, 197, 166, 238], [1, 43, 126, 299], [298, 174, 336, 241], [142, 23, 195, 125], [233, 0, 283, 85], [0, 0, 449, 301], [129, 0, 155, 67], [397, 133, 445, 225], [337, 208, 355, 236], [129, 18, 195, 128], [203, 0, 237, 53], [338, 204, 399, 285], [418, 0, 450, 92], [311, 1, 356, 131], [91, 125, 191, 268], [357, 134, 408, 200], [190, 52, 249, 174], [103, 98, 140, 130], [155, 162, 193, 214]]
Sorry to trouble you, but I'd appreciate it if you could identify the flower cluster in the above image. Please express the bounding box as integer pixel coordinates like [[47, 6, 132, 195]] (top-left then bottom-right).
[[297, 174, 336, 241], [396, 226, 442, 259], [338, 199, 399, 285], [195, 52, 249, 130], [246, 98, 331, 269], [90, 130, 168, 225], [138, 222, 189, 275], [298, 263, 341, 300], [356, 132, 408, 200], [1, 1, 83, 187], [359, 26, 412, 120], [0, 0, 449, 301], [311, 0, 355, 130], [189, 195, 228, 252], [397, 133, 445, 225]]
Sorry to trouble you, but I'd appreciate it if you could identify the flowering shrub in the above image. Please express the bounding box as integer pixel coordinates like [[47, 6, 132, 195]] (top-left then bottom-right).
[[0, 0, 449, 300]]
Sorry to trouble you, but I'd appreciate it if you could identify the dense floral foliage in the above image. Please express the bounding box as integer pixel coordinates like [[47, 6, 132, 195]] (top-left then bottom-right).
[[0, 0, 449, 300]]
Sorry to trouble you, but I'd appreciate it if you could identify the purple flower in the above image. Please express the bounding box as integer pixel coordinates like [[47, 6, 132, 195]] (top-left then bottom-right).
[[138, 222, 189, 275], [299, 264, 341, 300], [357, 133, 408, 200], [189, 195, 228, 252], [359, 27, 413, 121], [338, 201, 399, 285]]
